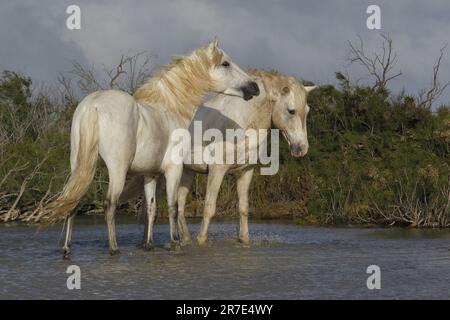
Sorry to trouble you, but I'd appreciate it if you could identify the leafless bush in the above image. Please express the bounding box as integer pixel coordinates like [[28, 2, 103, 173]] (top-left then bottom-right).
[[0, 154, 50, 222], [418, 45, 450, 109], [367, 176, 450, 228], [0, 83, 63, 157], [58, 52, 153, 98], [348, 34, 402, 92]]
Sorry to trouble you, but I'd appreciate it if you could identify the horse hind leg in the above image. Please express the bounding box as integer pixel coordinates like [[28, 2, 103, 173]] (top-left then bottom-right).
[[164, 165, 183, 249], [142, 176, 158, 251], [104, 166, 128, 256], [178, 169, 194, 245], [62, 212, 76, 259], [62, 130, 81, 259]]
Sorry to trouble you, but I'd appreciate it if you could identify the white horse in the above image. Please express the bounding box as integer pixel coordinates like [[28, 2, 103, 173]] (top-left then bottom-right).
[[41, 40, 259, 256], [179, 69, 315, 244], [125, 69, 315, 245]]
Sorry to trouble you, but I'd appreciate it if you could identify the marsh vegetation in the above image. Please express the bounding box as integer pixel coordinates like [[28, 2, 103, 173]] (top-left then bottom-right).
[[0, 37, 448, 227]]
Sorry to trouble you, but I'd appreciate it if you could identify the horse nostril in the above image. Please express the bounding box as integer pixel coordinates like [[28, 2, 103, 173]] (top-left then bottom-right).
[[290, 144, 305, 157], [241, 82, 260, 101], [250, 81, 260, 96]]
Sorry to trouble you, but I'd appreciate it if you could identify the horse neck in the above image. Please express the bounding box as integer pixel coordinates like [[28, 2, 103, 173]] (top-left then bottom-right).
[[246, 70, 286, 130], [245, 83, 273, 130], [166, 108, 194, 129], [134, 50, 212, 122]]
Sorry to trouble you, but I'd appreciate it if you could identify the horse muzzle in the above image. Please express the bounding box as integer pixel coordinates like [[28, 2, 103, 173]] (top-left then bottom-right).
[[290, 144, 308, 158], [241, 81, 260, 101]]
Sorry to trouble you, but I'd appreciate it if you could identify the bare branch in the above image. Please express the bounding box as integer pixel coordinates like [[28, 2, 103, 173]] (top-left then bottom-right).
[[2, 155, 49, 222], [347, 34, 402, 92], [104, 54, 128, 89], [418, 44, 450, 108], [57, 52, 153, 98]]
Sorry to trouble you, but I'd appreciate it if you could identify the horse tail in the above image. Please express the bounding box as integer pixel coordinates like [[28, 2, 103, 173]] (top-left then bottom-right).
[[42, 107, 99, 224]]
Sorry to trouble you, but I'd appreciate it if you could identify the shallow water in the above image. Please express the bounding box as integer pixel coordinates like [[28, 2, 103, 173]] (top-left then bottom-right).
[[0, 216, 449, 299]]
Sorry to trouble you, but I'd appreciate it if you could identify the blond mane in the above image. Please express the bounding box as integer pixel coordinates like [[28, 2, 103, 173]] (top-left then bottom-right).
[[244, 69, 308, 130], [134, 45, 222, 119], [247, 69, 307, 107]]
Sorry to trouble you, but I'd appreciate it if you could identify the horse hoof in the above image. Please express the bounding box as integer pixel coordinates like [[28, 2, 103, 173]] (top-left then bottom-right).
[[109, 249, 121, 256], [197, 236, 208, 246], [170, 241, 181, 251], [62, 247, 71, 259], [180, 238, 193, 246], [239, 237, 251, 246], [142, 243, 154, 251]]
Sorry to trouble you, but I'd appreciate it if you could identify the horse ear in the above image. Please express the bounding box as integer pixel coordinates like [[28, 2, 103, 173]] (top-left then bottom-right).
[[304, 85, 317, 93], [213, 36, 219, 48], [208, 37, 219, 53]]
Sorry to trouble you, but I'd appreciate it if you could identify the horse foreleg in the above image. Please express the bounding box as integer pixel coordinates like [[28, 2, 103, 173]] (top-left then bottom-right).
[[142, 176, 158, 250], [165, 166, 183, 247], [178, 169, 194, 245], [197, 166, 228, 245], [237, 168, 254, 245]]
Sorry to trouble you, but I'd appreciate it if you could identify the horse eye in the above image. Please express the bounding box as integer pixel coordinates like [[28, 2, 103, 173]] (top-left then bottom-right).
[[288, 109, 296, 115], [221, 61, 230, 67]]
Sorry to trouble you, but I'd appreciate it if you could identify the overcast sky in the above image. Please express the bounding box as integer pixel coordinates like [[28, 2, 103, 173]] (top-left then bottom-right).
[[1, 0, 449, 106]]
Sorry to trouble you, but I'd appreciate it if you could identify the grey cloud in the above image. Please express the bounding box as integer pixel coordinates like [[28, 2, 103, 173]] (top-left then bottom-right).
[[1, 0, 449, 106]]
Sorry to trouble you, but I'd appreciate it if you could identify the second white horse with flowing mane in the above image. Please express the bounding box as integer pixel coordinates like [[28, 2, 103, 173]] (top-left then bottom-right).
[[178, 69, 315, 245]]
